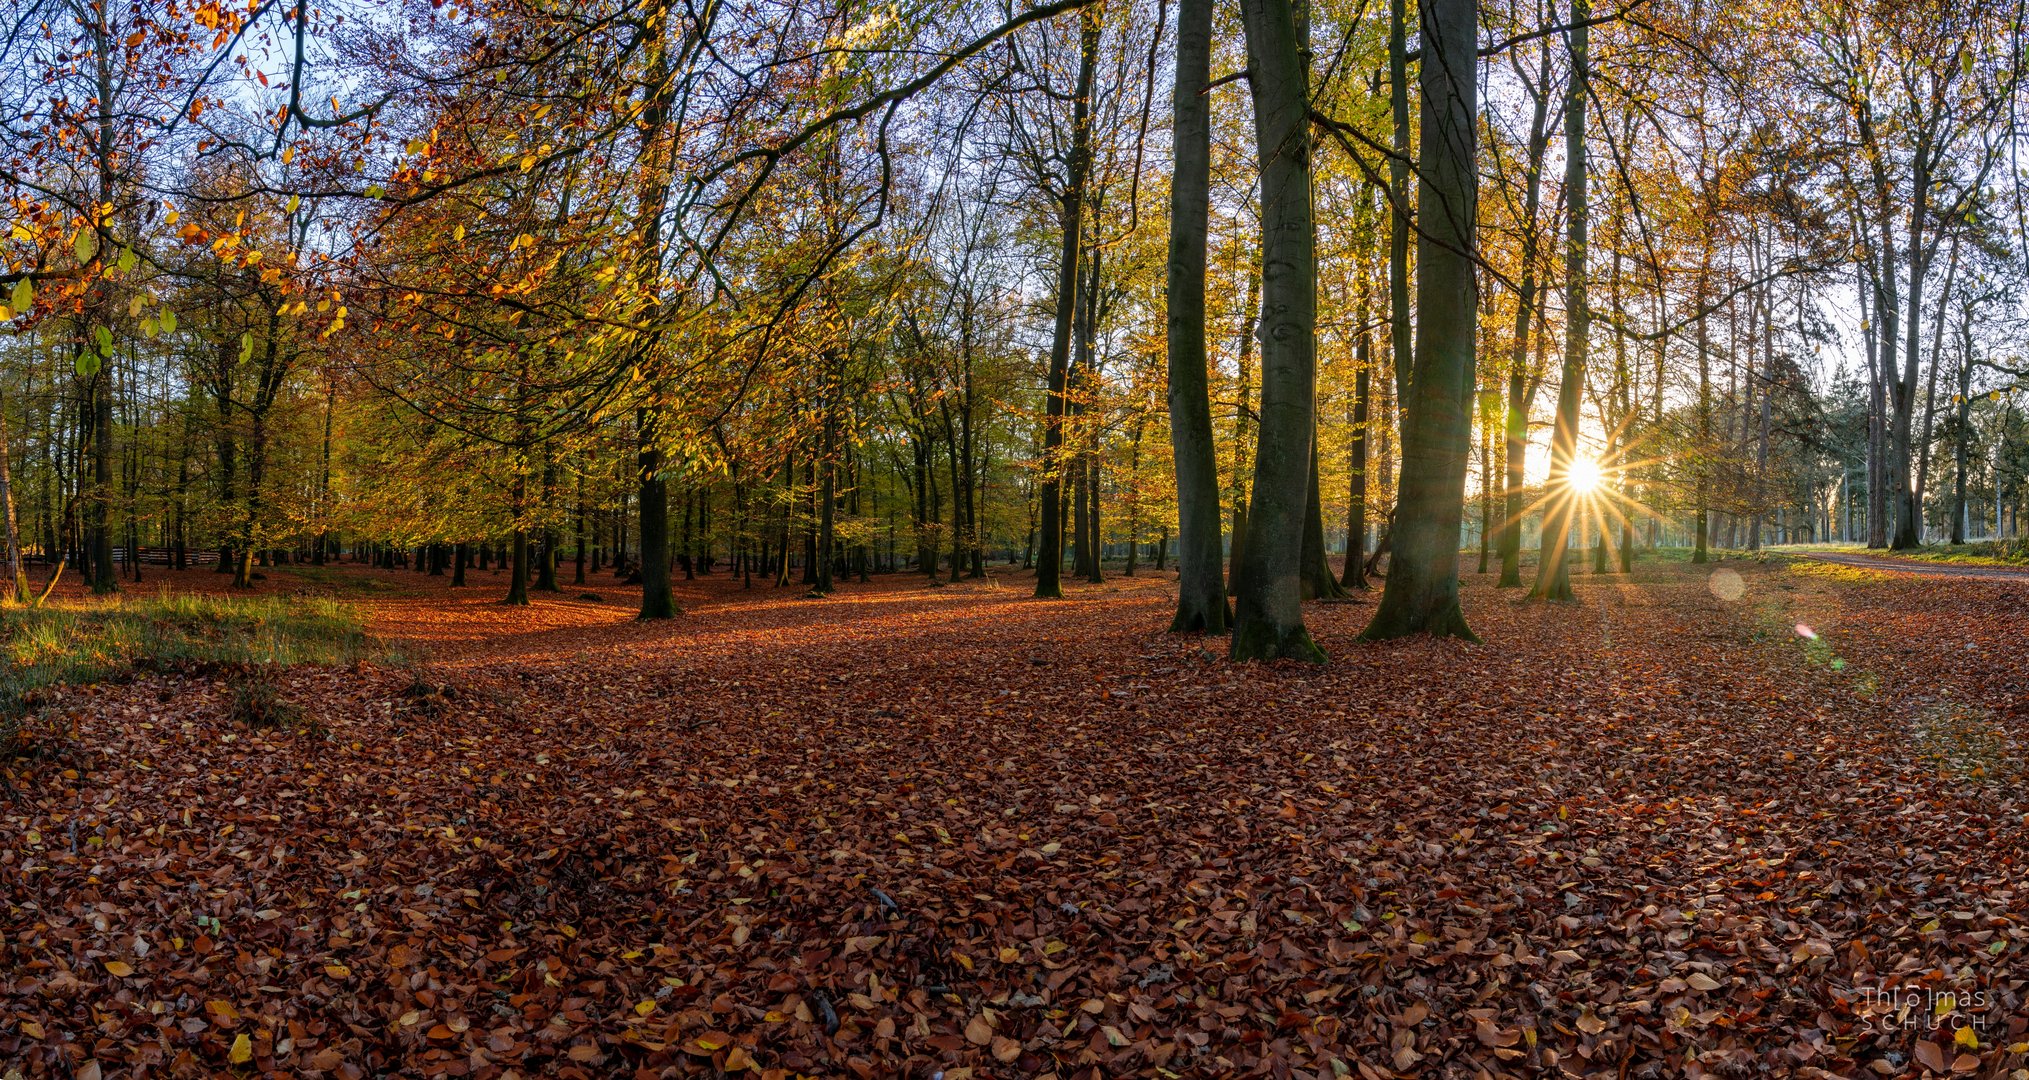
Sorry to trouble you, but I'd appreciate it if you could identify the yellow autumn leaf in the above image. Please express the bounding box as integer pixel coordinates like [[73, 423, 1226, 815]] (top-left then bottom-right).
[[229, 1033, 252, 1064], [103, 960, 134, 976], [634, 1000, 655, 1016], [1955, 1025, 1978, 1050]]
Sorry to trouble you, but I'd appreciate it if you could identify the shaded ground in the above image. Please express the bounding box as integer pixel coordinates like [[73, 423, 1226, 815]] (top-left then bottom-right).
[[4, 557, 2028, 1079]]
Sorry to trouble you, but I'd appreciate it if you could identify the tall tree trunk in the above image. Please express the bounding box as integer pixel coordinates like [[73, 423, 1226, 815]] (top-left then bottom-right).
[[1362, 0, 1479, 641], [1495, 41, 1554, 588], [504, 473, 531, 606], [638, 407, 676, 617], [234, 411, 270, 590], [1071, 248, 1102, 583], [1387, 0, 1413, 408], [315, 377, 333, 565], [538, 457, 560, 591], [1692, 258, 1712, 563], [632, 6, 678, 618], [1165, 0, 1229, 631], [1035, 8, 1099, 599], [0, 382, 23, 603], [1532, 0, 1588, 601], [1230, 0, 1324, 661], [1912, 231, 1961, 544], [816, 381, 839, 595], [1889, 150, 1931, 550], [1749, 277, 1774, 551], [1477, 396, 1492, 575], [775, 455, 795, 587], [574, 469, 587, 584], [1868, 254, 1896, 548], [1951, 319, 1974, 544], [1227, 269, 1260, 594], [1299, 440, 1349, 600], [1341, 278, 1372, 590], [88, 365, 116, 594]]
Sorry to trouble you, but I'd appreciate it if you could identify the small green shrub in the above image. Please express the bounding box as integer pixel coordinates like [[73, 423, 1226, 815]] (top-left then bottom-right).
[[228, 664, 304, 730]]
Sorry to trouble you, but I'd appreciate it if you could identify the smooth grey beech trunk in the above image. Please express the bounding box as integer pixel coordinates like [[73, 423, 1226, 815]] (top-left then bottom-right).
[[1230, 0, 1323, 662], [1165, 0, 1229, 632], [1362, 0, 1479, 641]]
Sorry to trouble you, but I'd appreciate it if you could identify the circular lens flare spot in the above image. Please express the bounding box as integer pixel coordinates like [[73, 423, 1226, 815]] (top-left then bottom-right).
[[1708, 568, 1745, 602]]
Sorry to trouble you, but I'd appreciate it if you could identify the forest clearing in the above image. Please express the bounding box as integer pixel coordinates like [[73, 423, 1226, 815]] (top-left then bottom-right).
[[4, 555, 2028, 1078]]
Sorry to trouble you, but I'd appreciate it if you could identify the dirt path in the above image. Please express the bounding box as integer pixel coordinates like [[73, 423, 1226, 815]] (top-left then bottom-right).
[[1796, 549, 2029, 583]]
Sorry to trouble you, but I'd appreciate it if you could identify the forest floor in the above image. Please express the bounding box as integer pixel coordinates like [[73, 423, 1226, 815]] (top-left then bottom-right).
[[4, 554, 2028, 1080]]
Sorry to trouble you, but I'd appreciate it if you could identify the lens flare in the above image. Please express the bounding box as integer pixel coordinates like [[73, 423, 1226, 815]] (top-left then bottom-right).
[[1568, 455, 1604, 495]]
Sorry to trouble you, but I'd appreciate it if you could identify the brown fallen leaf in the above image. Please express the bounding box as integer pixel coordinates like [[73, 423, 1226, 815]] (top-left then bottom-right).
[[964, 1013, 994, 1046]]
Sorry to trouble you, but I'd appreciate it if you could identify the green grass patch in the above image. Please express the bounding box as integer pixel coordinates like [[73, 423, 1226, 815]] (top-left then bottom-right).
[[1768, 539, 2029, 566], [1778, 558, 1890, 584], [1, 591, 374, 719]]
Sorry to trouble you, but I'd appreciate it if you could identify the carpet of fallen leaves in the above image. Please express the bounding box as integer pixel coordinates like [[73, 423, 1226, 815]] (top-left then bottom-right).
[[4, 555, 2028, 1080]]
